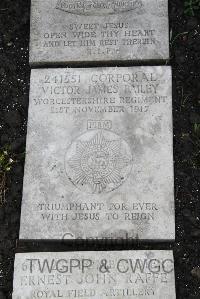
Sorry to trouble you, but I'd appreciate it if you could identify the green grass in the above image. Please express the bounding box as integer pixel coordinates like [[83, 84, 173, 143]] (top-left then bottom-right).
[[0, 146, 25, 207], [194, 123, 200, 136], [0, 146, 15, 173], [0, 146, 15, 206], [184, 0, 200, 16]]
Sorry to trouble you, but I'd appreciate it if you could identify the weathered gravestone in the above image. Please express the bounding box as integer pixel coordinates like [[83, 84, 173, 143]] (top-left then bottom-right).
[[19, 66, 174, 241], [12, 251, 176, 299], [30, 0, 169, 65]]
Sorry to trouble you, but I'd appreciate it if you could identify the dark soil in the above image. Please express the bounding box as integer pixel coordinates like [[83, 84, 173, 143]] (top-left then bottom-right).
[[0, 0, 200, 298]]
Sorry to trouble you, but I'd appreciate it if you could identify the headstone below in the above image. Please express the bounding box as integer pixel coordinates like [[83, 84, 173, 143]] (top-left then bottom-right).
[[19, 66, 174, 241], [12, 251, 176, 299], [30, 0, 169, 65]]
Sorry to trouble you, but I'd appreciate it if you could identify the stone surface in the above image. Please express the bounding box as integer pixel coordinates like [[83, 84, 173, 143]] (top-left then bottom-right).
[[19, 66, 174, 240], [30, 0, 169, 65], [12, 251, 176, 299]]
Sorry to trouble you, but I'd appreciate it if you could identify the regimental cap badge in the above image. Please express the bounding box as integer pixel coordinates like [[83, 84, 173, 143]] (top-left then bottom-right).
[[65, 130, 133, 194]]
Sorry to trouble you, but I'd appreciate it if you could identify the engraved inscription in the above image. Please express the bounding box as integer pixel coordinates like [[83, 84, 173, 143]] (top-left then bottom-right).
[[56, 0, 143, 16], [87, 120, 112, 130], [33, 70, 168, 115], [30, 0, 169, 64], [19, 67, 174, 241], [13, 252, 176, 299], [65, 130, 132, 194]]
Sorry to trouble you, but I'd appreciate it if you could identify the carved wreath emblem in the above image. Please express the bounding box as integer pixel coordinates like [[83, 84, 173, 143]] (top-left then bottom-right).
[[65, 130, 132, 194]]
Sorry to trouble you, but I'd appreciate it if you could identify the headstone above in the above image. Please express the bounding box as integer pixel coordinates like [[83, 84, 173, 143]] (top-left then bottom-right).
[[30, 0, 169, 65], [20, 66, 174, 241], [13, 251, 176, 299]]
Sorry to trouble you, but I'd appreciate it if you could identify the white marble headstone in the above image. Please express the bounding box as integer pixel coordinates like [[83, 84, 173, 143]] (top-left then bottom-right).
[[19, 66, 174, 241], [12, 251, 176, 299], [30, 0, 169, 65]]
